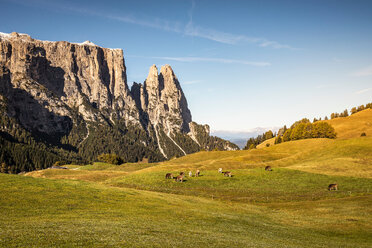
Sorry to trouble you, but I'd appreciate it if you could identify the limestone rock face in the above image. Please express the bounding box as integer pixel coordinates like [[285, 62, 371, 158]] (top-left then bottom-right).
[[0, 32, 238, 166], [0, 32, 139, 130], [140, 64, 191, 134]]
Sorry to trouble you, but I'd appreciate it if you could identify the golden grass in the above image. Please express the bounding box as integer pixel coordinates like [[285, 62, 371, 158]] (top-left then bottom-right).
[[257, 137, 276, 148], [324, 109, 372, 139], [26, 168, 128, 182]]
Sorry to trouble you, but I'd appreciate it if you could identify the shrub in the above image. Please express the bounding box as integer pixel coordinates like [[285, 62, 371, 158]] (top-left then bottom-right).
[[361, 132, 367, 137], [53, 161, 66, 167], [266, 143, 270, 147], [97, 153, 124, 165]]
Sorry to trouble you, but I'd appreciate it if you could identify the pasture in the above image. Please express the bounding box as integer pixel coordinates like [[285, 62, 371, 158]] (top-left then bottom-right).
[[1, 110, 372, 247]]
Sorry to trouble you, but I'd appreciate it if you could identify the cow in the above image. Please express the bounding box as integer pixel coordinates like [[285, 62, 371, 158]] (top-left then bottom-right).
[[165, 173, 173, 179], [180, 172, 185, 176], [218, 168, 223, 173], [224, 171, 232, 177], [195, 169, 200, 177], [328, 184, 338, 191], [175, 175, 184, 182], [265, 166, 272, 171], [188, 171, 192, 177]]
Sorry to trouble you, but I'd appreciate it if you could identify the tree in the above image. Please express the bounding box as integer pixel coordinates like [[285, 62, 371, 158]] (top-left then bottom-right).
[[274, 136, 282, 144], [0, 163, 8, 173], [351, 107, 357, 115], [343, 109, 349, 117], [264, 130, 274, 140], [357, 105, 365, 112], [97, 153, 124, 165], [324, 116, 328, 120], [282, 129, 292, 142]]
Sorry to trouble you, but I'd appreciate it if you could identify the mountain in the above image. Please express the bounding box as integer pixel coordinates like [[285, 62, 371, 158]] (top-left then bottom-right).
[[0, 32, 238, 172], [211, 127, 280, 149]]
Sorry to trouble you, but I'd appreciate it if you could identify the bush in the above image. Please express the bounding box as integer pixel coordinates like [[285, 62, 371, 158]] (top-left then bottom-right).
[[266, 143, 270, 147], [53, 161, 66, 167], [97, 153, 124, 165], [361, 132, 367, 137]]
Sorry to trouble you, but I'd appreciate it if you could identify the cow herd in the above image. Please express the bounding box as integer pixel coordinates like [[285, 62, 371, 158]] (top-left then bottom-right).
[[165, 166, 338, 190], [165, 168, 234, 182]]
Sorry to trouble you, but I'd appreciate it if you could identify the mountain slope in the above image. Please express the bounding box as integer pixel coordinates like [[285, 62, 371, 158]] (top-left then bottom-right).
[[0, 32, 238, 172]]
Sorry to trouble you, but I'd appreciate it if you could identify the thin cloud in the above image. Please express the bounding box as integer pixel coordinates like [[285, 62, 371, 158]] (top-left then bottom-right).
[[185, 25, 297, 49], [183, 80, 203, 85], [127, 55, 270, 66], [151, 56, 271, 66], [355, 88, 372, 94], [184, 2, 295, 49], [352, 65, 372, 77], [9, 0, 295, 49]]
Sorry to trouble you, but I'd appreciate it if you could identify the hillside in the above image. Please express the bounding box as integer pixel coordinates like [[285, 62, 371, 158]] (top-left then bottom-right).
[[324, 108, 372, 139], [1, 107, 371, 247], [257, 108, 372, 149]]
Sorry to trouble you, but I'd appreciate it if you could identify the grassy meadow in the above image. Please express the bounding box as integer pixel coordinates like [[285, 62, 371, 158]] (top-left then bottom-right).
[[1, 110, 372, 247]]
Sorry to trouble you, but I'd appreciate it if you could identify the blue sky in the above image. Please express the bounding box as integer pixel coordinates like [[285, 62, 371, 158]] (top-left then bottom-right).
[[1, 0, 371, 133]]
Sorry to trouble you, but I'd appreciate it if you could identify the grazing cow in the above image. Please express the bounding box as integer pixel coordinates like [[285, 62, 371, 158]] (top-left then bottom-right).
[[218, 168, 223, 173], [328, 184, 338, 191], [195, 169, 200, 177], [265, 166, 272, 171], [188, 171, 192, 177], [175, 175, 184, 182], [165, 173, 173, 179], [180, 172, 185, 176], [224, 171, 232, 177]]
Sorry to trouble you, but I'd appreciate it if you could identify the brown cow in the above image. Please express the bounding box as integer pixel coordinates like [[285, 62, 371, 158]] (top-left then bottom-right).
[[265, 166, 272, 171], [195, 169, 200, 177], [224, 171, 232, 177], [328, 184, 338, 191], [165, 173, 173, 179], [180, 172, 185, 176], [175, 175, 184, 182]]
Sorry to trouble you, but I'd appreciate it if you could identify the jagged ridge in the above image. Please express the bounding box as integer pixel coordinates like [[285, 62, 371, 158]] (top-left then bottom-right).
[[0, 32, 238, 172]]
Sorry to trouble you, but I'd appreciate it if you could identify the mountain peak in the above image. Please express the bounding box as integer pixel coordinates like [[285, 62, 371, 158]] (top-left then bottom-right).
[[0, 32, 239, 171]]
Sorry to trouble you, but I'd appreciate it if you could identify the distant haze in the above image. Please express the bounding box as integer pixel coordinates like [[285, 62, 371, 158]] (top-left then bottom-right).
[[211, 127, 280, 148]]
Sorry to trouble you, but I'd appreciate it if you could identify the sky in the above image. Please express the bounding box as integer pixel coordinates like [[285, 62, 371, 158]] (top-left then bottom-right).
[[1, 0, 371, 134]]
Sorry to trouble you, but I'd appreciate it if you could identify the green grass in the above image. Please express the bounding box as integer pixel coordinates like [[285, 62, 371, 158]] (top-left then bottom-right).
[[2, 111, 372, 247], [0, 173, 371, 248], [109, 167, 371, 203]]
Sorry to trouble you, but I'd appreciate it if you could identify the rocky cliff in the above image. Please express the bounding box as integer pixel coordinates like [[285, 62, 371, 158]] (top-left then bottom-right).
[[0, 32, 238, 172]]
